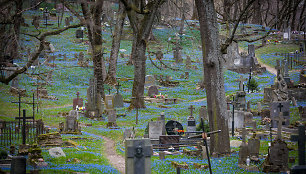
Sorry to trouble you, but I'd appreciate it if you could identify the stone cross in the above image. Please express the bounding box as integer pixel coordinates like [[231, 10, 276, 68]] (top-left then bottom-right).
[[236, 75, 247, 91], [275, 60, 281, 78], [188, 105, 195, 117], [275, 112, 285, 140]]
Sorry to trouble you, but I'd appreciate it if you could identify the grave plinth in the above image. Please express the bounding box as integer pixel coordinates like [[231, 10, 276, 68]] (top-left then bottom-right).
[[105, 95, 114, 110]]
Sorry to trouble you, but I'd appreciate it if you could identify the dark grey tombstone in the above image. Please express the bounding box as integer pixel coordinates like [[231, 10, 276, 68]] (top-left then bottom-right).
[[270, 101, 290, 128], [248, 138, 260, 157], [107, 109, 117, 126], [65, 116, 78, 132], [10, 156, 26, 174], [125, 138, 152, 174], [267, 140, 289, 172], [114, 93, 124, 108], [290, 125, 305, 172], [238, 128, 249, 165], [148, 85, 158, 97]]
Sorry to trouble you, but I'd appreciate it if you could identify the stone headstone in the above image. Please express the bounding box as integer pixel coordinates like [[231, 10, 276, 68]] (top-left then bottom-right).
[[270, 101, 290, 128], [145, 75, 156, 87], [125, 138, 152, 174], [149, 121, 163, 139], [244, 112, 256, 129], [160, 112, 166, 135], [173, 47, 183, 64], [49, 147, 66, 158], [228, 110, 245, 129], [238, 128, 249, 165], [114, 93, 124, 108], [148, 85, 158, 97], [68, 110, 79, 119], [124, 128, 135, 139], [106, 109, 117, 127], [65, 17, 70, 26], [247, 101, 251, 112], [65, 116, 78, 132], [199, 106, 208, 122], [10, 156, 26, 174], [257, 102, 262, 113], [73, 92, 83, 110], [248, 138, 260, 157], [78, 52, 84, 62], [234, 91, 246, 111], [105, 95, 114, 110]]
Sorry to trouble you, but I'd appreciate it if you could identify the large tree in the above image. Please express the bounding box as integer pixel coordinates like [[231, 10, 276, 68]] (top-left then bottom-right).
[[120, 0, 164, 109]]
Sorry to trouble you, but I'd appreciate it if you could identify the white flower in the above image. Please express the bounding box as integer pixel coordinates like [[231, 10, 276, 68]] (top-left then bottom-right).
[[119, 49, 126, 52]]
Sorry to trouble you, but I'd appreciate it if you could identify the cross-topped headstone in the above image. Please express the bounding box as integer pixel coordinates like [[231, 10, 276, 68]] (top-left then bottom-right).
[[235, 75, 247, 91], [188, 105, 195, 117]]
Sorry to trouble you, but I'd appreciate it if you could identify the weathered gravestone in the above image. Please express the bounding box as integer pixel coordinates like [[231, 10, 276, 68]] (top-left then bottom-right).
[[148, 85, 158, 97], [228, 110, 245, 129], [199, 106, 208, 122], [73, 92, 83, 110], [68, 110, 79, 119], [65, 116, 80, 132], [125, 138, 152, 174], [270, 101, 290, 128], [185, 55, 192, 69], [173, 46, 183, 64], [262, 112, 289, 173], [248, 136, 260, 158], [238, 128, 249, 165], [124, 128, 135, 140], [78, 52, 84, 62], [290, 125, 306, 173], [149, 121, 163, 140], [234, 91, 246, 111], [114, 94, 124, 108], [85, 78, 103, 119], [10, 156, 26, 174], [244, 112, 256, 129], [145, 75, 156, 87], [186, 105, 196, 136], [105, 95, 114, 110], [106, 109, 117, 127]]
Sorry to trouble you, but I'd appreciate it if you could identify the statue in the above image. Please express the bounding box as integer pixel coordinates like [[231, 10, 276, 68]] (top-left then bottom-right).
[[272, 74, 289, 101]]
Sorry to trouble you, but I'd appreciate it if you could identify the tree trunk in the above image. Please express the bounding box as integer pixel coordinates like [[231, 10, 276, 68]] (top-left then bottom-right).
[[195, 0, 230, 156], [252, 0, 262, 25], [105, 2, 126, 85]]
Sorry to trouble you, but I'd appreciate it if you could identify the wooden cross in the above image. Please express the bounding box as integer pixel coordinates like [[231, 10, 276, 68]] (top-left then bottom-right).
[[188, 105, 195, 117]]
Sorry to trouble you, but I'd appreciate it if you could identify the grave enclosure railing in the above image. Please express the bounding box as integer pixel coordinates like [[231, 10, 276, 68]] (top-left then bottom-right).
[[279, 52, 305, 70], [0, 120, 46, 147]]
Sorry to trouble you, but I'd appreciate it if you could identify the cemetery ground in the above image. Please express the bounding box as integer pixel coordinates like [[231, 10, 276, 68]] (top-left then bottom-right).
[[0, 10, 305, 174]]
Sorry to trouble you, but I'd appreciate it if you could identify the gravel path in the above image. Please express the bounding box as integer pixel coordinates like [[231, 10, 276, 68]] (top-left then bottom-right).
[[102, 136, 125, 174]]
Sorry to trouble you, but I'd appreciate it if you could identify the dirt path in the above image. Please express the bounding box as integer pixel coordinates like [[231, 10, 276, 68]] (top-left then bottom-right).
[[102, 136, 125, 174], [258, 59, 277, 75]]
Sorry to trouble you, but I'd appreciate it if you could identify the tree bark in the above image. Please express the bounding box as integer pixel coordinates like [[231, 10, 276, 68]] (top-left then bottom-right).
[[105, 2, 126, 85], [195, 0, 230, 156]]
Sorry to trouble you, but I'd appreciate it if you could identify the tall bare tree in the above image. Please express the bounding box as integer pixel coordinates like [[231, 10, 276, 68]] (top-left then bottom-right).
[[120, 0, 164, 109]]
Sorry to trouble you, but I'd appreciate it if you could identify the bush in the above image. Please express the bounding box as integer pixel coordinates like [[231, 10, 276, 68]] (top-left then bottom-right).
[[247, 78, 259, 92]]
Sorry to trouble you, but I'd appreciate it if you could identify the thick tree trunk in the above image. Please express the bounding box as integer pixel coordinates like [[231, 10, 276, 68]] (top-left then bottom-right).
[[195, 0, 230, 156], [252, 0, 262, 25], [105, 2, 126, 85]]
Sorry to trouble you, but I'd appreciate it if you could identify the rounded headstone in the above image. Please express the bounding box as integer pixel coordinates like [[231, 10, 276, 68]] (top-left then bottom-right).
[[165, 120, 184, 135]]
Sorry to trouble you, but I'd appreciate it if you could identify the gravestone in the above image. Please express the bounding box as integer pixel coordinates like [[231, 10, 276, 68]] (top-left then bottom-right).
[[234, 91, 246, 111], [105, 95, 114, 110], [124, 128, 135, 139], [160, 112, 166, 135], [78, 52, 84, 62], [165, 120, 184, 135], [244, 112, 256, 129], [85, 78, 103, 119], [270, 101, 290, 128], [290, 125, 306, 173], [185, 55, 192, 69], [199, 106, 208, 122], [148, 121, 163, 139], [114, 94, 124, 108], [148, 85, 158, 97], [73, 92, 83, 110], [125, 138, 152, 174], [236, 75, 247, 92], [186, 105, 196, 135], [173, 47, 183, 64], [257, 102, 262, 113], [10, 156, 26, 174], [283, 59, 290, 84], [107, 109, 117, 127], [247, 101, 251, 112], [248, 138, 260, 158], [228, 110, 245, 129], [64, 17, 70, 26], [68, 110, 79, 119], [11, 77, 19, 88], [65, 116, 79, 132], [238, 128, 249, 165], [145, 75, 156, 87], [263, 139, 289, 172]]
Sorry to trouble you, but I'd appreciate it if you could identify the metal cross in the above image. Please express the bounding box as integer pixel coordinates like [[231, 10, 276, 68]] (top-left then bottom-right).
[[236, 75, 247, 91], [15, 110, 34, 144], [188, 105, 195, 117], [228, 96, 240, 137]]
